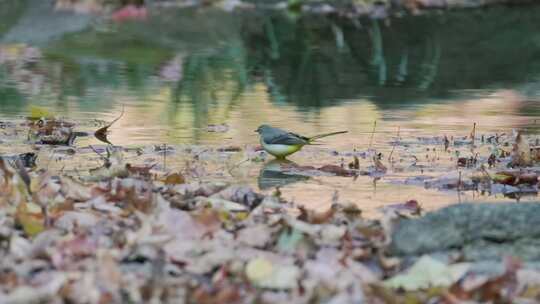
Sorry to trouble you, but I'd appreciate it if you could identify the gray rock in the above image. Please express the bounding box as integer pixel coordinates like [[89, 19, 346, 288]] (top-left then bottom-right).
[[390, 203, 540, 261]]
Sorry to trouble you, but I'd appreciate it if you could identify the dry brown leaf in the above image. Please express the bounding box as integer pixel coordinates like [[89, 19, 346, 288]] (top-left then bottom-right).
[[164, 173, 185, 185], [297, 204, 339, 224]]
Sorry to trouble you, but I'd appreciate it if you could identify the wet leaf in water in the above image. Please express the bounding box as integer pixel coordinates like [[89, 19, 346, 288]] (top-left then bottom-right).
[[94, 108, 124, 145], [27, 105, 54, 121], [348, 155, 360, 169], [318, 164, 357, 177], [28, 118, 76, 146], [511, 131, 531, 167], [492, 171, 538, 186]]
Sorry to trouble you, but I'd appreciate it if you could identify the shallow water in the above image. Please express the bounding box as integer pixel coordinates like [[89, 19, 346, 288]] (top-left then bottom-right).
[[2, 1, 540, 216]]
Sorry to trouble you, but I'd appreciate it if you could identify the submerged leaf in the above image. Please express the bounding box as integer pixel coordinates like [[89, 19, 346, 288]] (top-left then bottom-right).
[[28, 105, 54, 120], [511, 131, 531, 167]]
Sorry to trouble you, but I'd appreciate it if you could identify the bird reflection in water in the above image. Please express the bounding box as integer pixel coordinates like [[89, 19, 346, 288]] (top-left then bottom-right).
[[257, 159, 310, 190]]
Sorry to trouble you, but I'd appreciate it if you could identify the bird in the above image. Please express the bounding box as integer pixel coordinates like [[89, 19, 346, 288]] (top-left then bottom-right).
[[255, 124, 347, 159]]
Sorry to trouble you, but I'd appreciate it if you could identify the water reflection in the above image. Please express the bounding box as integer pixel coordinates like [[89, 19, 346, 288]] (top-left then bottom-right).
[[257, 159, 310, 190], [1, 4, 540, 120], [1, 4, 540, 137]]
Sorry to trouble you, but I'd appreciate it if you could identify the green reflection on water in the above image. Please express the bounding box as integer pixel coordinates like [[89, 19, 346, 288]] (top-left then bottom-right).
[[1, 4, 540, 119]]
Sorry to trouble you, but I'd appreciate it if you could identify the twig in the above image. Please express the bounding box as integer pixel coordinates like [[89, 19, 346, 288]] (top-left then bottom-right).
[[88, 145, 109, 163], [457, 170, 463, 204], [163, 143, 167, 171], [480, 165, 493, 181], [227, 158, 249, 177], [369, 120, 377, 149], [388, 126, 400, 162], [470, 122, 476, 145]]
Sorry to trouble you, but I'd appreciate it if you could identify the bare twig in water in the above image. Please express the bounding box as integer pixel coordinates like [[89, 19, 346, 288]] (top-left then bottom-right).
[[457, 171, 463, 203], [163, 143, 167, 171], [444, 135, 450, 151], [470, 122, 476, 145], [388, 126, 400, 162], [88, 145, 110, 166], [369, 120, 377, 149], [480, 165, 493, 182], [227, 158, 249, 177]]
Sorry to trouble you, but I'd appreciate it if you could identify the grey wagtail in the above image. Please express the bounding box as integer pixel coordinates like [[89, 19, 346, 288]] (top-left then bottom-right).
[[255, 124, 347, 159]]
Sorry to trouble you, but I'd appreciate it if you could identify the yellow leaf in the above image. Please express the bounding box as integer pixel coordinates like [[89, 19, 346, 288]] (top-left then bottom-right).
[[164, 173, 185, 185], [246, 257, 273, 282], [16, 202, 45, 237], [383, 255, 469, 291], [245, 257, 300, 289], [28, 105, 54, 120]]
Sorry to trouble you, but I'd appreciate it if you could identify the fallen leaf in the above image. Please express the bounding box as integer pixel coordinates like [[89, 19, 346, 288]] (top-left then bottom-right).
[[276, 228, 304, 253], [111, 4, 147, 22], [511, 131, 531, 167], [384, 255, 469, 291], [16, 202, 45, 237], [318, 165, 356, 177], [164, 173, 185, 185], [492, 171, 538, 186], [245, 257, 300, 289], [28, 105, 54, 121], [297, 204, 338, 224], [348, 155, 360, 169]]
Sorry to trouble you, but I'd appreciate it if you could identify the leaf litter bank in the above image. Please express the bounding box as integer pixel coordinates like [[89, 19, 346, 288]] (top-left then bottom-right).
[[3, 114, 540, 303]]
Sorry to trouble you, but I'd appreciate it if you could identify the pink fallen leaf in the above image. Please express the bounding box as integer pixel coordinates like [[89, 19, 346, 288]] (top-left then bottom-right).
[[111, 5, 147, 22]]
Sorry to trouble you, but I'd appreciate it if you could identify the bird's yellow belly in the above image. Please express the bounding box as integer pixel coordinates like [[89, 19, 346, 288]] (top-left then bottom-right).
[[261, 140, 302, 158]]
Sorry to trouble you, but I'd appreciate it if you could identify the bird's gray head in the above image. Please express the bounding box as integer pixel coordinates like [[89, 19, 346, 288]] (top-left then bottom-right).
[[255, 124, 272, 134]]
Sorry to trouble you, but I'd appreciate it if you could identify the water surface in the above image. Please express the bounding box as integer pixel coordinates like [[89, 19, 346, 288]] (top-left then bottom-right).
[[2, 1, 540, 215]]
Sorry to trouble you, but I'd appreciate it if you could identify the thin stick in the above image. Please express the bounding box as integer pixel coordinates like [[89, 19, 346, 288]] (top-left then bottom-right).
[[163, 143, 167, 171], [368, 120, 377, 149], [88, 145, 108, 162], [388, 126, 400, 162], [457, 171, 462, 203], [470, 122, 476, 145], [227, 158, 249, 177]]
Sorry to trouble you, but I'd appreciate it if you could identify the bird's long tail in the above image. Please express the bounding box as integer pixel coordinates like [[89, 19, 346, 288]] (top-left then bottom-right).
[[308, 130, 348, 142]]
